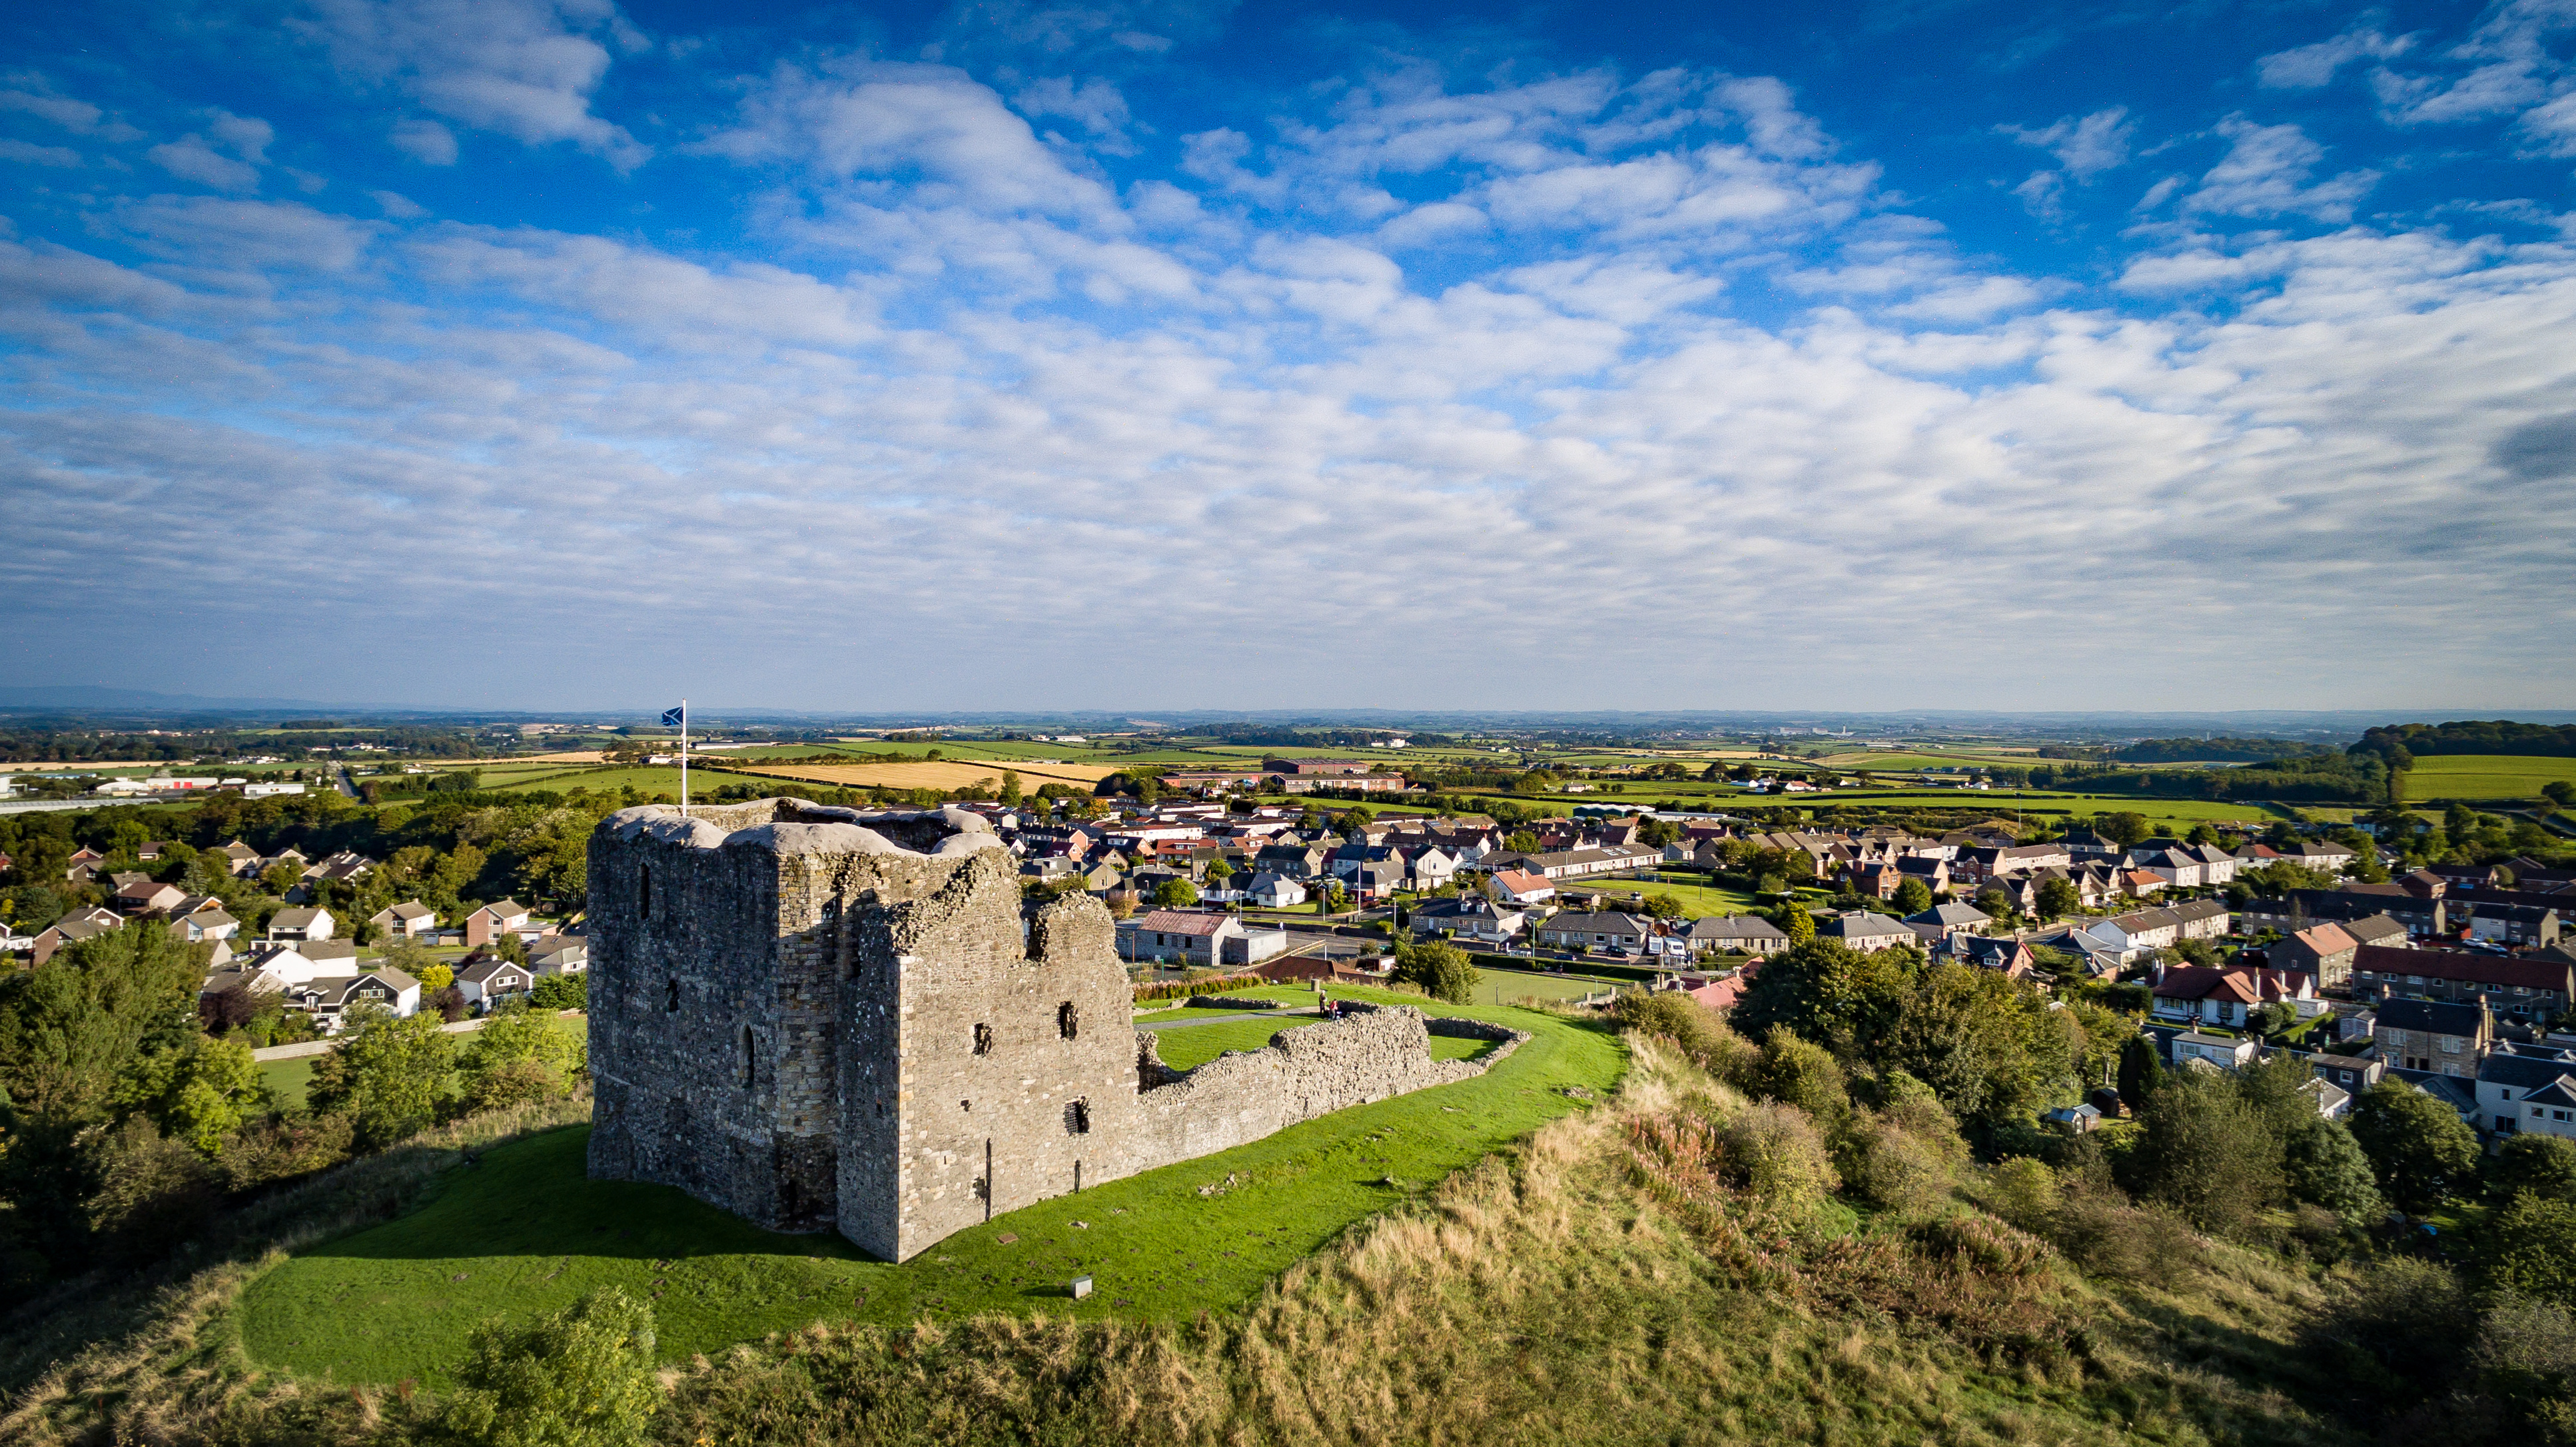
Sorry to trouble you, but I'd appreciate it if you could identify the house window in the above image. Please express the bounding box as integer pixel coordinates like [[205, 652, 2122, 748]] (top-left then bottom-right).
[[973, 1023, 993, 1056], [1058, 1001, 1078, 1040]]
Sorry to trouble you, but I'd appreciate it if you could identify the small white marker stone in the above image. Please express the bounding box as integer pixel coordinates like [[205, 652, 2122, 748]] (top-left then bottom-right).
[[1071, 1274, 1093, 1300]]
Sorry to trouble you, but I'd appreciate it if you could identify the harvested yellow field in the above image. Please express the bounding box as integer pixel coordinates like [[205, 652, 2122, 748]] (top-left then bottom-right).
[[730, 759, 1122, 791], [515, 750, 606, 763]]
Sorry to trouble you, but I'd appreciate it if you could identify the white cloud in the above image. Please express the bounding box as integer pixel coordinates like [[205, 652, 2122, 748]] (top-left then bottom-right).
[[2359, 0, 2576, 154], [147, 136, 261, 191], [2256, 23, 2411, 89], [2002, 106, 2134, 179], [390, 116, 458, 164], [0, 138, 79, 166], [370, 189, 427, 218], [2183, 117, 2378, 222], [308, 0, 650, 169], [1013, 75, 1136, 153]]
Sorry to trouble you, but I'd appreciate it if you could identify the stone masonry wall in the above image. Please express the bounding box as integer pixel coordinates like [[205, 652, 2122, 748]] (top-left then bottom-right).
[[591, 796, 1534, 1262]]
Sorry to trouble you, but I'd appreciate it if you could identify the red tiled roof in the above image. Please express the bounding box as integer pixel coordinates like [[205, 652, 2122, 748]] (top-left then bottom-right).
[[2353, 945, 2575, 992], [1132, 910, 1228, 936]]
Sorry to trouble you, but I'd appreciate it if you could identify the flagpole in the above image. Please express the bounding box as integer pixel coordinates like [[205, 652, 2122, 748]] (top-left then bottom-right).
[[679, 699, 689, 817]]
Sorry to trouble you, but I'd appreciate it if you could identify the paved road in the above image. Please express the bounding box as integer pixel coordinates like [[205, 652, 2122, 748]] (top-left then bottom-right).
[[332, 763, 359, 799]]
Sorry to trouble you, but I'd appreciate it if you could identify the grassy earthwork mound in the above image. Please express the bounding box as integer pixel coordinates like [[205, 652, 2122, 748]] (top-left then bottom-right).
[[234, 985, 1624, 1386]]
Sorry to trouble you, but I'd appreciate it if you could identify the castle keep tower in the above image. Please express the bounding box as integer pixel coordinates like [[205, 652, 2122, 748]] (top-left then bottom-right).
[[586, 799, 1139, 1260]]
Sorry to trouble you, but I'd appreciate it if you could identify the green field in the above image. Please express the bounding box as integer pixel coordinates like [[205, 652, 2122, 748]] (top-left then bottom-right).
[[1537, 873, 1767, 919], [236, 987, 1624, 1386], [258, 1015, 586, 1108], [2401, 754, 2576, 802], [1146, 1014, 1496, 1069]]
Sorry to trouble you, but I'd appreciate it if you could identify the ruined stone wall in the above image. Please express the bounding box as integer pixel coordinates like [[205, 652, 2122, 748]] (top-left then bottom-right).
[[1124, 1007, 1503, 1169]]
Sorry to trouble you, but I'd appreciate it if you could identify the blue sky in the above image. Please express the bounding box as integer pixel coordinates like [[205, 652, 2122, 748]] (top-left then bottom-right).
[[2, 0, 2571, 712]]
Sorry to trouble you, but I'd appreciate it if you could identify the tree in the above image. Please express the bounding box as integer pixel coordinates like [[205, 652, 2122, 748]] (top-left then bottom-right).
[[2186, 823, 2220, 847], [1781, 906, 1815, 945], [1892, 878, 1934, 916], [1505, 830, 1541, 854], [2486, 1193, 2576, 1310], [2100, 812, 2152, 849], [2283, 1117, 2385, 1228], [111, 1034, 267, 1155], [2034, 877, 2079, 923], [2350, 1079, 2482, 1214], [2495, 1135, 2576, 1204], [1151, 879, 1199, 909], [2547, 780, 2576, 808], [306, 1003, 458, 1150], [442, 1287, 661, 1447], [1205, 857, 1235, 888], [2126, 1070, 2284, 1236], [2116, 1033, 2166, 1109], [1881, 961, 2072, 1127], [1641, 892, 1685, 919], [1733, 938, 1916, 1055], [419, 963, 456, 992], [999, 770, 1023, 806], [458, 1002, 586, 1113], [1394, 940, 1479, 1004]]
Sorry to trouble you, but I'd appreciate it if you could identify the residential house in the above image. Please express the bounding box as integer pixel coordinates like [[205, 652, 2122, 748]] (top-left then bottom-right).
[[1820, 911, 1913, 953], [286, 965, 422, 1027], [1959, 935, 2036, 977], [369, 901, 438, 940], [1535, 911, 1657, 955], [1245, 872, 1308, 908], [65, 847, 106, 883], [1346, 859, 1406, 903], [1952, 843, 2074, 887], [1849, 863, 1903, 901], [1119, 910, 1244, 966], [1895, 856, 1952, 895], [32, 910, 123, 964], [2130, 847, 2206, 890], [2475, 1045, 2576, 1137], [266, 905, 335, 941], [2301, 1049, 2386, 1105], [2351, 945, 2575, 1021], [2170, 1030, 2259, 1071], [2272, 923, 2361, 991], [455, 953, 535, 1010], [2468, 902, 2561, 949], [1408, 847, 1460, 892], [2343, 914, 2412, 952], [2060, 828, 2120, 859], [167, 909, 240, 945], [112, 879, 187, 917], [1488, 869, 1557, 905], [306, 850, 376, 883], [2373, 997, 2494, 1077], [530, 936, 588, 975], [1683, 914, 1791, 958], [2240, 889, 2445, 941], [215, 840, 260, 876], [1253, 843, 1329, 879], [2120, 869, 2168, 897], [1410, 894, 1529, 943], [463, 899, 533, 947], [2152, 965, 2316, 1028], [1905, 902, 1992, 945]]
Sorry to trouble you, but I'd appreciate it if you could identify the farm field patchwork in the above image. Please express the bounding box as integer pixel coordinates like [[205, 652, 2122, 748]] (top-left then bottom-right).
[[2399, 754, 2576, 801], [235, 987, 1623, 1386], [731, 759, 1122, 792]]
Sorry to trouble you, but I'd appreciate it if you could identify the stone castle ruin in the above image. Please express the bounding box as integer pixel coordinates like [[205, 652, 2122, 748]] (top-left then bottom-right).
[[586, 798, 1523, 1261]]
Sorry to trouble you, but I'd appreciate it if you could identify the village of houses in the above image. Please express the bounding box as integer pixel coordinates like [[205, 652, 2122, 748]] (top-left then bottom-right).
[[9, 749, 2574, 1142]]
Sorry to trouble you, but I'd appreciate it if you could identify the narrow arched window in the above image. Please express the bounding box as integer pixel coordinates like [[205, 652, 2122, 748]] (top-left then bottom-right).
[[741, 1025, 757, 1088], [1057, 1001, 1078, 1040], [665, 977, 679, 1013], [973, 1023, 993, 1056], [639, 864, 651, 919], [1066, 1099, 1090, 1135]]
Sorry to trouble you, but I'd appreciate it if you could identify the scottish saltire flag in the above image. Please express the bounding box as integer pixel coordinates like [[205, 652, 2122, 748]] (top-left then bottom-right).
[[661, 705, 685, 727]]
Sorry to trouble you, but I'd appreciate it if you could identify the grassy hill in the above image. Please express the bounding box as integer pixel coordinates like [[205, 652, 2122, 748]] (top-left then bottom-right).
[[232, 987, 1620, 1387]]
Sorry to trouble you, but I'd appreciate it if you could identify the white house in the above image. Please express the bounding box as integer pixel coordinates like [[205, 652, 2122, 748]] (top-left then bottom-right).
[[267, 906, 335, 941], [1245, 872, 1308, 908]]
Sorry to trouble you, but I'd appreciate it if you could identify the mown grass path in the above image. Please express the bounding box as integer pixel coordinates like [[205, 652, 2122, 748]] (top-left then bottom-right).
[[235, 987, 1625, 1386]]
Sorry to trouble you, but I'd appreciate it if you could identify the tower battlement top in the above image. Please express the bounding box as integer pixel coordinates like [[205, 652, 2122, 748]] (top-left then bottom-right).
[[602, 799, 1007, 860]]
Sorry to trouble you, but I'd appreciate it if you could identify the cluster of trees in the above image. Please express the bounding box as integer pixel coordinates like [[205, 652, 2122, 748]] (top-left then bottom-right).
[[0, 925, 586, 1292], [2107, 737, 2338, 763], [2356, 719, 2576, 761]]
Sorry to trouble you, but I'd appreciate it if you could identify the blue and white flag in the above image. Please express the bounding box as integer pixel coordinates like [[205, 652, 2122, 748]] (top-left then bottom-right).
[[661, 704, 685, 727]]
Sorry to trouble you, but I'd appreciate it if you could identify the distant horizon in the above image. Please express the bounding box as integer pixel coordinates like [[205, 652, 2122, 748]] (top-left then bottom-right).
[[5, 685, 2576, 733]]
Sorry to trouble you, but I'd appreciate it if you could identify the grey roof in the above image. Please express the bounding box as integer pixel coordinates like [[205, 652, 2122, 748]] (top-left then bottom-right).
[[2387, 1067, 2479, 1113], [2479, 1047, 2576, 1088], [1687, 914, 1789, 942], [1539, 911, 1656, 935], [2375, 998, 2487, 1036], [270, 906, 326, 930], [1823, 911, 1911, 939], [1906, 903, 1992, 928]]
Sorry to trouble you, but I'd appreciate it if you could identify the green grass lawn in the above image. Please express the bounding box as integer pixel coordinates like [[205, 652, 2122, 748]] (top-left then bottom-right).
[[235, 987, 1625, 1387], [2401, 754, 2576, 802], [258, 1015, 586, 1109], [1543, 872, 1765, 919]]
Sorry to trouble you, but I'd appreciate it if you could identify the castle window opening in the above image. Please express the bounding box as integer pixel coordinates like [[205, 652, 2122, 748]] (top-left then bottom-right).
[[973, 1023, 993, 1055], [665, 977, 679, 1012], [741, 1026, 757, 1088], [1067, 1098, 1090, 1135], [962, 1099, 972, 1112], [640, 864, 651, 919], [1058, 1001, 1078, 1040]]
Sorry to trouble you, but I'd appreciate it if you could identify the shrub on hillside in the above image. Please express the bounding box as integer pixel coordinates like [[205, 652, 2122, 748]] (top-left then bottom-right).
[[1611, 991, 1755, 1083], [82, 1118, 219, 1263], [440, 1286, 660, 1447], [1717, 1101, 1839, 1212], [1755, 1027, 1850, 1130]]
